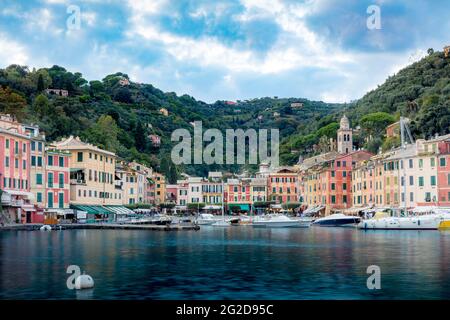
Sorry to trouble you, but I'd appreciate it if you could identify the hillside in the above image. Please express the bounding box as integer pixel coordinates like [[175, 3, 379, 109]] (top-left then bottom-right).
[[0, 49, 448, 179], [0, 65, 342, 181], [280, 49, 450, 164]]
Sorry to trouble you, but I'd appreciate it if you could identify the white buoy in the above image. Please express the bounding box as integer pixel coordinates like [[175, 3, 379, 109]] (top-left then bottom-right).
[[75, 274, 95, 290], [40, 225, 51, 231]]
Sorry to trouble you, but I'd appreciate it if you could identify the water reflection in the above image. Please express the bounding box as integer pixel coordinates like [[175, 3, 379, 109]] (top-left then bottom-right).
[[0, 227, 449, 299]]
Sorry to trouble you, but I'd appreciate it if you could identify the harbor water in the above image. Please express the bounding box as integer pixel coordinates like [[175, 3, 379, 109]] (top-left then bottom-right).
[[1, 227, 450, 299]]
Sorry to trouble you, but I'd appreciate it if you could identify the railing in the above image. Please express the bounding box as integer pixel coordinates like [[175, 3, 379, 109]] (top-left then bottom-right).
[[70, 179, 86, 185]]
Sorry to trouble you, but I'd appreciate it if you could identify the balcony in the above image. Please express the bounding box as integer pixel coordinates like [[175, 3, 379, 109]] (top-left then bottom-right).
[[70, 179, 86, 185]]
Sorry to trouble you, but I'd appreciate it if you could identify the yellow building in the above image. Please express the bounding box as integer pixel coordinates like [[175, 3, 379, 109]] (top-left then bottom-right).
[[53, 136, 122, 206], [151, 172, 166, 205]]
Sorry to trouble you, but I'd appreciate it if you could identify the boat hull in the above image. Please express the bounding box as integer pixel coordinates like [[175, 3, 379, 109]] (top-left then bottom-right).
[[252, 221, 308, 228], [358, 215, 448, 230], [313, 218, 360, 227]]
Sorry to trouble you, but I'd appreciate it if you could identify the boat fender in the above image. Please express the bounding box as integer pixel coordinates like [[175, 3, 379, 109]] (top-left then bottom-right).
[[75, 274, 95, 290]]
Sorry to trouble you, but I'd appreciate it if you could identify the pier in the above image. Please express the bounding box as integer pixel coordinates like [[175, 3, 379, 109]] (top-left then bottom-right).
[[0, 223, 200, 232]]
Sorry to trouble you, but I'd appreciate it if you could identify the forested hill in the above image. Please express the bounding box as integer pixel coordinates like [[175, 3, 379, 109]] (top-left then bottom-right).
[[0, 65, 342, 181], [280, 49, 450, 165], [0, 49, 448, 181]]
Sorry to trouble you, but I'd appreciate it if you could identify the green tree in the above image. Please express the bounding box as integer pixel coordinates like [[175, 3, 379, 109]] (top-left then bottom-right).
[[0, 87, 27, 120], [83, 115, 120, 152], [37, 74, 45, 92]]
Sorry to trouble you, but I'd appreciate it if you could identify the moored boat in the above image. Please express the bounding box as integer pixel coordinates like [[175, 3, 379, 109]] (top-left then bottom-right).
[[312, 213, 360, 227], [252, 214, 309, 228]]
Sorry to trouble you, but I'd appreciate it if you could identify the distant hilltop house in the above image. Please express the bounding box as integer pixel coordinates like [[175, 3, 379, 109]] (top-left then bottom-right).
[[225, 101, 237, 106], [273, 112, 280, 117], [386, 118, 410, 138], [118, 77, 130, 86], [290, 102, 304, 108], [45, 89, 68, 97], [444, 45, 450, 58], [149, 134, 161, 147], [159, 108, 169, 116]]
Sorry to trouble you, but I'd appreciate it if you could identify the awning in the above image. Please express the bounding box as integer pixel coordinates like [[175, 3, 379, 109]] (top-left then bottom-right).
[[229, 204, 251, 211], [104, 206, 134, 215], [2, 189, 35, 200], [21, 206, 36, 212], [71, 205, 112, 215]]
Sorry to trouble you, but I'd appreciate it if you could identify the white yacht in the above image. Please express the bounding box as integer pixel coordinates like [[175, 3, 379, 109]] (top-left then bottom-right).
[[358, 208, 450, 230], [196, 213, 216, 225], [312, 213, 361, 227], [252, 214, 309, 228]]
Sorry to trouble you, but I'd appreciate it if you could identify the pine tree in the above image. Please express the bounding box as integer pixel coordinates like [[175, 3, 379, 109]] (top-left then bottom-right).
[[37, 74, 45, 92]]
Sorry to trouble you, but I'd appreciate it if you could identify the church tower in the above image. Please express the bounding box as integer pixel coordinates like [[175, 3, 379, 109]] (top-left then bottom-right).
[[337, 115, 352, 154]]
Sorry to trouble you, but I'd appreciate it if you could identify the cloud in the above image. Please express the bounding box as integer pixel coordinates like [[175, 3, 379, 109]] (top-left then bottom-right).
[[0, 34, 29, 65]]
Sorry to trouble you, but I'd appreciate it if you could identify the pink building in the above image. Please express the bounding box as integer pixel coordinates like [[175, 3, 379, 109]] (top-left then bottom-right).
[[268, 167, 299, 204], [165, 184, 178, 204], [44, 148, 71, 211], [437, 139, 450, 207], [0, 115, 40, 223]]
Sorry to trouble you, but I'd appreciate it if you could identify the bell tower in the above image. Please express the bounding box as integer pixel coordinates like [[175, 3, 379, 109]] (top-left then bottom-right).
[[337, 115, 352, 154]]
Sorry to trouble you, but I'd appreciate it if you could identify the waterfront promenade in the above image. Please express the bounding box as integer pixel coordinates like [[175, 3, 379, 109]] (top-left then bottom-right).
[[0, 222, 200, 231]]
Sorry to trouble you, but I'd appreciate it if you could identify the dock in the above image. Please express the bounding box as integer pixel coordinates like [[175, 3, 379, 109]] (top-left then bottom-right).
[[0, 223, 200, 232]]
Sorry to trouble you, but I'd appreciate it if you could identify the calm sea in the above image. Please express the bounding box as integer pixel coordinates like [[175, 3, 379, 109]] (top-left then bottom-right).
[[1, 227, 449, 299]]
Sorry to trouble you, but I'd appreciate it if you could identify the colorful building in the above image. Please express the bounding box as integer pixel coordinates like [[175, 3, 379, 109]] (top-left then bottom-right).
[[0, 114, 38, 223], [268, 167, 299, 204], [54, 136, 122, 206]]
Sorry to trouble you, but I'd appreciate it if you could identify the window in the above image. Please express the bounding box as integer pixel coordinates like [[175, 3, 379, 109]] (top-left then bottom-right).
[[5, 156, 9, 168], [331, 195, 336, 204], [59, 156, 64, 167], [23, 143, 26, 153], [48, 192, 54, 208], [430, 158, 435, 167], [36, 174, 43, 185], [15, 141, 18, 154], [77, 152, 83, 162], [331, 183, 335, 190], [343, 183, 347, 190], [440, 157, 446, 167], [23, 160, 26, 169], [37, 156, 42, 167], [59, 173, 64, 188], [31, 156, 36, 166], [409, 176, 414, 186], [38, 142, 42, 152], [31, 141, 35, 151], [5, 139, 9, 148], [409, 159, 413, 168], [58, 193, 64, 209], [431, 176, 436, 186], [418, 177, 424, 187], [419, 159, 423, 168], [48, 155, 53, 166], [343, 171, 347, 177], [343, 195, 347, 204], [48, 173, 54, 188], [37, 192, 42, 202], [15, 158, 18, 168], [425, 192, 431, 202], [410, 192, 414, 202]]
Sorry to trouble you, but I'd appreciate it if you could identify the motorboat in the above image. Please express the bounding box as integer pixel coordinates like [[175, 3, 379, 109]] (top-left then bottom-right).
[[211, 219, 231, 227], [196, 213, 216, 225], [358, 209, 450, 230], [252, 214, 309, 228], [312, 213, 360, 227]]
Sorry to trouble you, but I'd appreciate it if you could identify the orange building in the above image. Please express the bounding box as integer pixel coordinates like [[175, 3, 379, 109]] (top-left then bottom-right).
[[268, 167, 298, 204]]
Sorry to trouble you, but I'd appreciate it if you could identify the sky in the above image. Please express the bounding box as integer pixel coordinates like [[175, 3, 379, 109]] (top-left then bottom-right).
[[0, 0, 449, 103]]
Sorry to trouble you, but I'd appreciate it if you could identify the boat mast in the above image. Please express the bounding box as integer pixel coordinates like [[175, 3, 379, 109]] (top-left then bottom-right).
[[221, 179, 225, 221]]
